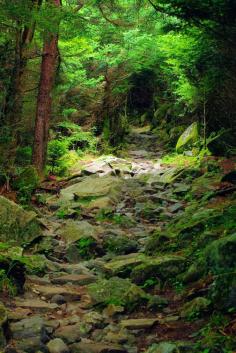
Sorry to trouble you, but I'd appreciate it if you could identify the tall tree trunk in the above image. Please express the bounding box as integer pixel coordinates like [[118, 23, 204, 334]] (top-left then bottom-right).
[[4, 0, 42, 143], [32, 0, 61, 173]]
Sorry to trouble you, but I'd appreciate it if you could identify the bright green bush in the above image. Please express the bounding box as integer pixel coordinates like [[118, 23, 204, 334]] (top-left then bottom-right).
[[47, 122, 97, 175]]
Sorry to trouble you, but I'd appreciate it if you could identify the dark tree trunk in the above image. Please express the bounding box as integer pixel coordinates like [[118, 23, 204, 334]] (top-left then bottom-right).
[[32, 0, 61, 173]]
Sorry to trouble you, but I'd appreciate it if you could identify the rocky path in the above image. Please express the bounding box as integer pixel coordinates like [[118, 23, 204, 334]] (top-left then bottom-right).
[[4, 128, 203, 353]]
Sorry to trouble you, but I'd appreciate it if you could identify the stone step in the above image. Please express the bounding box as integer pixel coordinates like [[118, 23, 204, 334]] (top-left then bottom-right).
[[30, 284, 84, 301], [51, 274, 96, 286]]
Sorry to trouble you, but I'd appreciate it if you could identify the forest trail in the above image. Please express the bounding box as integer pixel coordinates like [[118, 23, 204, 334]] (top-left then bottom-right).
[[4, 128, 214, 352]]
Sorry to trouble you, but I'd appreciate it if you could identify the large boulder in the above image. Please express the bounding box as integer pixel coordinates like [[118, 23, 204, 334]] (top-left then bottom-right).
[[204, 233, 236, 272], [47, 175, 123, 214], [0, 196, 41, 245], [61, 175, 122, 201], [59, 220, 102, 262], [9, 316, 48, 352], [176, 122, 199, 153], [180, 297, 211, 319]]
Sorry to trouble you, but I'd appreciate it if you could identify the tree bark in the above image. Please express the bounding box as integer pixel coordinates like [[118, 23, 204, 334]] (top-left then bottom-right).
[[32, 0, 61, 173]]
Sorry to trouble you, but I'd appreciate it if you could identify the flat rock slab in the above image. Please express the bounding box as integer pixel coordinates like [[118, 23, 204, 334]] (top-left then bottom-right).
[[51, 274, 96, 286], [58, 220, 97, 244], [61, 175, 122, 200], [14, 299, 58, 312], [70, 342, 127, 353], [31, 284, 82, 301], [120, 318, 159, 330]]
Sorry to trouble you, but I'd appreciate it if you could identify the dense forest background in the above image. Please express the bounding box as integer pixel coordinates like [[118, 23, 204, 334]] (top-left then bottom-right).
[[0, 0, 236, 179], [1, 2, 236, 353]]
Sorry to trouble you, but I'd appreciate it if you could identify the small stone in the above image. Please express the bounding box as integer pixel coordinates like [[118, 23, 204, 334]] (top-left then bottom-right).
[[103, 304, 124, 318], [54, 323, 84, 344], [51, 294, 66, 305], [83, 311, 104, 327], [47, 338, 69, 353]]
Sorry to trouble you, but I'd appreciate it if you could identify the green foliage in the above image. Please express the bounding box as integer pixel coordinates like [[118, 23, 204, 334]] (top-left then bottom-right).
[[75, 236, 96, 260], [141, 277, 159, 289], [15, 146, 32, 166], [195, 313, 236, 353], [47, 139, 69, 175], [12, 166, 39, 204], [96, 210, 135, 227], [47, 122, 97, 175]]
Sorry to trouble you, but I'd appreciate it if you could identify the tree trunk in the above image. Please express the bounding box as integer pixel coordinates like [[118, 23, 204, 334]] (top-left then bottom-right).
[[4, 0, 43, 143], [32, 0, 61, 173]]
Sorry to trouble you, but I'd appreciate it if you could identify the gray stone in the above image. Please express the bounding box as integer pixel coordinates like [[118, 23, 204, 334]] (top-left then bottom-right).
[[51, 295, 66, 305], [10, 316, 45, 340], [120, 318, 159, 330], [54, 323, 84, 344], [61, 175, 122, 200]]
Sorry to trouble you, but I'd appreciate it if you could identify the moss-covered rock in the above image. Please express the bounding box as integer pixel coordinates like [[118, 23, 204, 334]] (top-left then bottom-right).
[[0, 243, 46, 275], [104, 253, 146, 276], [131, 255, 186, 284], [58, 220, 97, 244], [12, 166, 39, 192], [180, 297, 211, 319], [204, 233, 236, 273], [145, 342, 178, 353], [0, 196, 41, 245], [66, 236, 103, 262], [104, 235, 138, 255], [169, 126, 186, 146], [176, 122, 199, 153], [87, 277, 148, 310]]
